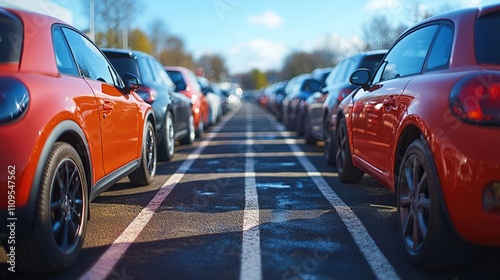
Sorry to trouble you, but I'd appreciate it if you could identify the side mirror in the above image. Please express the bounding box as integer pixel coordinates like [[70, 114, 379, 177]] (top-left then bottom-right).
[[349, 68, 371, 91], [123, 73, 141, 91]]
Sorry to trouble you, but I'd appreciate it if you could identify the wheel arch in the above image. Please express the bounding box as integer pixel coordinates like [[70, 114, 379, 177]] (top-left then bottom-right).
[[146, 110, 156, 132], [19, 120, 92, 237], [394, 124, 422, 191]]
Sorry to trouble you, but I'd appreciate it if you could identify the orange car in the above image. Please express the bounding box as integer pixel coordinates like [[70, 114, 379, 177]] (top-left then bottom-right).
[[0, 8, 156, 273], [336, 4, 500, 269], [165, 66, 209, 138]]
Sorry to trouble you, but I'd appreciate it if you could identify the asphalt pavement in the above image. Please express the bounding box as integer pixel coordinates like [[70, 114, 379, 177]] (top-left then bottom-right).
[[2, 101, 500, 280]]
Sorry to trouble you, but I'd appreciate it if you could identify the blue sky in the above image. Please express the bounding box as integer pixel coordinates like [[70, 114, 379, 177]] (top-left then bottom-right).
[[52, 0, 496, 74]]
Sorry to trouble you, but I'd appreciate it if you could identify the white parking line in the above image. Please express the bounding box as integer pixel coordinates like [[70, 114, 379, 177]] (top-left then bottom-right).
[[265, 112, 400, 280], [80, 110, 238, 280], [240, 107, 263, 280]]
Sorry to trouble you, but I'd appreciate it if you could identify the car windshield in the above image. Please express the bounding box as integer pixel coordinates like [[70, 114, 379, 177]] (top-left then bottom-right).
[[166, 70, 187, 91], [0, 10, 23, 64], [475, 12, 500, 65]]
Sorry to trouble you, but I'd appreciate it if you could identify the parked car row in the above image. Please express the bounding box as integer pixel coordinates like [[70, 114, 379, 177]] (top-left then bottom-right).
[[260, 4, 500, 270], [0, 7, 239, 274]]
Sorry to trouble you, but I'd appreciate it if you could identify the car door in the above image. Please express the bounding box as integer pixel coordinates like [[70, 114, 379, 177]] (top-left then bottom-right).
[[150, 58, 189, 134], [351, 24, 439, 173], [61, 27, 142, 174]]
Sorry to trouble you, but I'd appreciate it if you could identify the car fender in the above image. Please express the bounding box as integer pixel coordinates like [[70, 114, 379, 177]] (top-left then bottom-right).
[[17, 120, 92, 238]]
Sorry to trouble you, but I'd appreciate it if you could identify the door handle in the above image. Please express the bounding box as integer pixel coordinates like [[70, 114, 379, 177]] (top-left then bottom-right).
[[102, 100, 113, 118], [103, 100, 114, 111]]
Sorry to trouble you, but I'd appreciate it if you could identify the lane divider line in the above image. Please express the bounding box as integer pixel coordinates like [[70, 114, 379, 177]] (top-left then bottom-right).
[[240, 104, 263, 280], [80, 108, 240, 280], [263, 107, 400, 280]]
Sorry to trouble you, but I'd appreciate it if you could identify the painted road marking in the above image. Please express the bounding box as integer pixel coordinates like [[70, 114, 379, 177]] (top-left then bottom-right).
[[240, 106, 263, 280], [265, 111, 400, 280], [80, 110, 238, 280]]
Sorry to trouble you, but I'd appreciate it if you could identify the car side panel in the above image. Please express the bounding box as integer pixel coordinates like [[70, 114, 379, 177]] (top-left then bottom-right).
[[84, 79, 142, 174], [399, 71, 500, 245], [351, 76, 413, 176]]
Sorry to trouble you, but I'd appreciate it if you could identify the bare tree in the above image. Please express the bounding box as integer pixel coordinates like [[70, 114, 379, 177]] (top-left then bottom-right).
[[90, 0, 141, 48], [362, 15, 408, 50], [159, 36, 195, 69], [197, 54, 228, 82], [148, 18, 169, 59], [407, 0, 423, 24]]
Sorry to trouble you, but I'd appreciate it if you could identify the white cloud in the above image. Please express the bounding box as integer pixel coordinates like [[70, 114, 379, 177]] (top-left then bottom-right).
[[247, 10, 284, 29], [226, 38, 288, 73], [365, 0, 401, 10], [307, 33, 367, 61]]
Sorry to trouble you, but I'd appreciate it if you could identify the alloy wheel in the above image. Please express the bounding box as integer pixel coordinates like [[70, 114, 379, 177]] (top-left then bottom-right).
[[335, 122, 347, 173], [50, 159, 84, 253], [398, 154, 430, 253], [146, 125, 156, 174], [166, 113, 174, 157]]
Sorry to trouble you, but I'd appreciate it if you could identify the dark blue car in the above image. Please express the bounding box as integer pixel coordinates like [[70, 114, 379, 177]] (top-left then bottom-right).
[[103, 49, 195, 161]]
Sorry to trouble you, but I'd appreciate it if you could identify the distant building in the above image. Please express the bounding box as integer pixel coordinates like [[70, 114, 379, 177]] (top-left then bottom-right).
[[0, 0, 72, 24]]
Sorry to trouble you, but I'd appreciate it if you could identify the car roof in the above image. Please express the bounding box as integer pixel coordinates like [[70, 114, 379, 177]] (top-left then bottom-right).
[[101, 48, 151, 60], [2, 7, 65, 75]]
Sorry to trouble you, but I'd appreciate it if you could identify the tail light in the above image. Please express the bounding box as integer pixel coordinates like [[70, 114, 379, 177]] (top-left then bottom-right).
[[0, 77, 30, 124], [135, 86, 158, 103], [450, 72, 500, 125]]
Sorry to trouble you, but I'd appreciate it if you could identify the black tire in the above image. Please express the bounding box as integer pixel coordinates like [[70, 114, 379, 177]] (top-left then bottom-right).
[[16, 142, 88, 273], [129, 120, 157, 185], [304, 114, 317, 145], [323, 125, 336, 165], [195, 115, 204, 139], [295, 109, 304, 135], [158, 111, 175, 161], [397, 138, 471, 269], [335, 118, 364, 183], [180, 114, 195, 145]]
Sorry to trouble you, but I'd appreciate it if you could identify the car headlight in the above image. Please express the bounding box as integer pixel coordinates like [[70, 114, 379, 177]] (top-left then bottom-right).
[[0, 77, 30, 124]]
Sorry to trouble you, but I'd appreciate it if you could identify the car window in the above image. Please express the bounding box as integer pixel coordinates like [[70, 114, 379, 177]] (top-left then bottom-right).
[[375, 25, 438, 82], [187, 71, 202, 92], [106, 55, 140, 79], [301, 78, 321, 92], [0, 10, 22, 63], [149, 58, 174, 88], [138, 57, 154, 84], [62, 27, 119, 85], [332, 60, 348, 83], [359, 53, 385, 74], [338, 58, 354, 82], [167, 70, 187, 91], [475, 12, 500, 65], [52, 27, 79, 76], [324, 67, 338, 87], [425, 25, 453, 71]]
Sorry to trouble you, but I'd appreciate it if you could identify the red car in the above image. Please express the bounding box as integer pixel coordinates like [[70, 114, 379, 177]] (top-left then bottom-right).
[[0, 8, 156, 273], [335, 4, 500, 269], [165, 66, 209, 138]]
